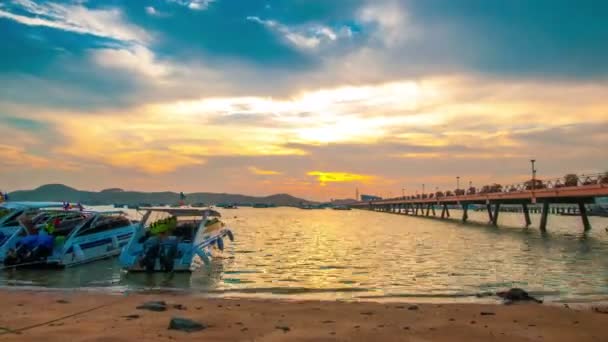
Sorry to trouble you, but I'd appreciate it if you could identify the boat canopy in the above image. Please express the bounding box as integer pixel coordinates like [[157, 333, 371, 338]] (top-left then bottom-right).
[[0, 202, 65, 210], [138, 207, 221, 217], [43, 208, 125, 215]]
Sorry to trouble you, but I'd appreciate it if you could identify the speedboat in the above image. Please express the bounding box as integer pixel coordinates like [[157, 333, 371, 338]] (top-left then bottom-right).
[[119, 207, 234, 273], [0, 202, 65, 263], [3, 210, 137, 269]]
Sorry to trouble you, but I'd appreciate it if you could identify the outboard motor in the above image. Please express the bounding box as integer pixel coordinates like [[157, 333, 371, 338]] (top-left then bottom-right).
[[226, 230, 234, 242], [141, 237, 160, 273], [159, 237, 178, 272]]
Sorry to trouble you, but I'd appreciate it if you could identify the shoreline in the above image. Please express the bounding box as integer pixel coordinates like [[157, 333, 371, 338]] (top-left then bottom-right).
[[1, 289, 607, 341], [3, 284, 608, 306]]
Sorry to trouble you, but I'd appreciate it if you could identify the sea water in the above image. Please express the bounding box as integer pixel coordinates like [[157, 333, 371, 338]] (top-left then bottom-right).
[[2, 207, 608, 303]]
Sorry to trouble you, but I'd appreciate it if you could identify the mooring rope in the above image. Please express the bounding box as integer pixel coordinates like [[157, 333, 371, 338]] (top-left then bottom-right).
[[0, 260, 49, 271], [0, 296, 125, 335]]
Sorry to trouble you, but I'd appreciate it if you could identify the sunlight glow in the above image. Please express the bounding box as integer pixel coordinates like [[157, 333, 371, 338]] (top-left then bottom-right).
[[307, 171, 375, 185]]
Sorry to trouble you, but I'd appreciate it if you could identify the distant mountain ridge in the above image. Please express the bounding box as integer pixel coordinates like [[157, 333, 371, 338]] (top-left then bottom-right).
[[8, 184, 316, 207]]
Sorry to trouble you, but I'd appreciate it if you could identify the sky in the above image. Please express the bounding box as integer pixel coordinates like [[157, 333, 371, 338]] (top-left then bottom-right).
[[0, 0, 607, 201]]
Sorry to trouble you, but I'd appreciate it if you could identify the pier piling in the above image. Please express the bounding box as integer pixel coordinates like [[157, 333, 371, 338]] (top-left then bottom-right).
[[486, 204, 494, 223], [540, 202, 550, 232], [578, 202, 592, 231], [492, 203, 501, 226], [522, 203, 531, 227]]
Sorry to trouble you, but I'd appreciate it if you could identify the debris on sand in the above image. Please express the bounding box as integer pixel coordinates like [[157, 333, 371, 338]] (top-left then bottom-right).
[[137, 301, 168, 312], [275, 325, 290, 333], [593, 306, 608, 314]]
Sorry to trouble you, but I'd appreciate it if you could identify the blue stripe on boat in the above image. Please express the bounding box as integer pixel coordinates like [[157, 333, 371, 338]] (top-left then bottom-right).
[[65, 232, 132, 253]]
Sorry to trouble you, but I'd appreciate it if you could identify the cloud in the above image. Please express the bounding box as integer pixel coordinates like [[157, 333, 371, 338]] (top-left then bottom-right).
[[91, 45, 172, 80], [1, 116, 47, 131], [0, 0, 149, 44], [145, 6, 157, 16], [106, 150, 205, 174], [1, 0, 608, 200], [307, 171, 375, 185], [0, 144, 77, 171], [246, 16, 353, 50], [167, 0, 215, 10], [248, 166, 282, 175], [358, 1, 409, 47]]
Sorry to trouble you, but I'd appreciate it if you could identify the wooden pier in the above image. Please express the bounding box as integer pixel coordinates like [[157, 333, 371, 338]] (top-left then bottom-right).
[[351, 181, 608, 232]]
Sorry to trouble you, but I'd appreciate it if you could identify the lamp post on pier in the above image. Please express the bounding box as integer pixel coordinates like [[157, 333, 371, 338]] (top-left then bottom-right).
[[530, 159, 537, 192], [456, 176, 460, 195]]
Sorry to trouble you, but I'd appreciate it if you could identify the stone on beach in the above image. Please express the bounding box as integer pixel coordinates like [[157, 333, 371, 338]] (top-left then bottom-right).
[[168, 317, 207, 332], [496, 288, 542, 304]]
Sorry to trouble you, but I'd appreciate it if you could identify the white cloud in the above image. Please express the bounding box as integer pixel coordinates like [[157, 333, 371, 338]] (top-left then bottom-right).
[[168, 0, 215, 11], [91, 45, 172, 80], [246, 16, 351, 50], [145, 6, 157, 15], [358, 1, 409, 47], [0, 0, 149, 44]]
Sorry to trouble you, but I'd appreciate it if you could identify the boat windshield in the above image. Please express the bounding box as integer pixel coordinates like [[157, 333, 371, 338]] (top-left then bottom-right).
[[73, 212, 131, 237], [138, 208, 220, 243], [143, 212, 201, 229]]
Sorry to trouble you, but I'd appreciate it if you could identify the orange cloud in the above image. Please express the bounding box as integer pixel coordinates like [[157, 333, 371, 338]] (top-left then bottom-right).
[[248, 166, 282, 175], [0, 144, 78, 171], [106, 150, 205, 174]]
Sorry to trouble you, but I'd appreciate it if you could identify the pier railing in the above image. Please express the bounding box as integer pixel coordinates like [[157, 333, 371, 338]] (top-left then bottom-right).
[[379, 172, 608, 201]]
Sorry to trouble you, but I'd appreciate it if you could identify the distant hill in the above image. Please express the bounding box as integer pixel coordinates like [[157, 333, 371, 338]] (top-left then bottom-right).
[[330, 198, 358, 205], [100, 188, 124, 193], [8, 184, 315, 207]]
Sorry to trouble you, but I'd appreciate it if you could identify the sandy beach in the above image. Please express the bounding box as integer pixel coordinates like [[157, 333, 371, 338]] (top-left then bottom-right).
[[0, 290, 606, 341]]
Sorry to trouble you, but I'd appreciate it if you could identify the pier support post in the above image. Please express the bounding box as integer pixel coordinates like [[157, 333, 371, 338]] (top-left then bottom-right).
[[522, 203, 531, 227], [486, 204, 494, 223], [425, 204, 431, 216], [432, 205, 436, 216], [578, 202, 592, 232], [462, 203, 469, 222], [440, 205, 446, 219], [444, 204, 450, 218], [492, 203, 501, 226], [539, 202, 550, 232]]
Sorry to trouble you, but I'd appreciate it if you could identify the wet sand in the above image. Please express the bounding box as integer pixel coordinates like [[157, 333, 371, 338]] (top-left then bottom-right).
[[1, 290, 607, 341]]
